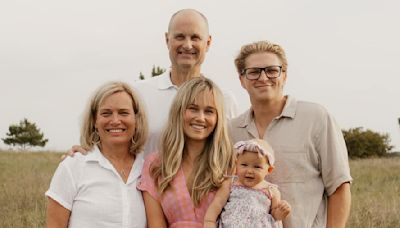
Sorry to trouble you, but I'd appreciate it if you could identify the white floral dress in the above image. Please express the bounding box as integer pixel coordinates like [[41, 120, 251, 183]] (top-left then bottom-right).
[[218, 184, 282, 228]]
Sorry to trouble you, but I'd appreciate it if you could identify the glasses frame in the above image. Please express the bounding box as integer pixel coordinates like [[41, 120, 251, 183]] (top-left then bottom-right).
[[241, 65, 283, 80]]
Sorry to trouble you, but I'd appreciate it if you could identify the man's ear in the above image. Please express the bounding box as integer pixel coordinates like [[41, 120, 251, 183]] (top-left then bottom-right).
[[282, 71, 287, 85], [206, 35, 212, 51], [165, 32, 169, 46], [239, 75, 246, 89]]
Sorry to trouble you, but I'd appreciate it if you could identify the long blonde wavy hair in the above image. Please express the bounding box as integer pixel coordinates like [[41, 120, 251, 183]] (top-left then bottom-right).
[[151, 77, 234, 206]]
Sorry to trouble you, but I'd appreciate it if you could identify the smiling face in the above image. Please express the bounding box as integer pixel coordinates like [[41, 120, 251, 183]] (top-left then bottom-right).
[[236, 151, 270, 188], [183, 90, 217, 145], [240, 52, 287, 102], [95, 91, 136, 148], [166, 10, 211, 72]]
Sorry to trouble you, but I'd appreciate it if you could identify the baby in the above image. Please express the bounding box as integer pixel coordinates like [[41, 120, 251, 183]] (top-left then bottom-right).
[[204, 139, 291, 228]]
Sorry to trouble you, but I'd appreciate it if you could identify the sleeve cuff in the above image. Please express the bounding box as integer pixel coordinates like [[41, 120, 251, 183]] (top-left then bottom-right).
[[45, 190, 72, 211]]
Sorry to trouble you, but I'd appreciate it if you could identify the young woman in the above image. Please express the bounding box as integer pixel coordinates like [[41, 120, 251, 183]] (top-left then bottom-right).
[[137, 77, 234, 228]]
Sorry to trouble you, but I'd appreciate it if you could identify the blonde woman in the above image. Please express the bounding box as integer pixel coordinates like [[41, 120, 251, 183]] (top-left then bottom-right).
[[137, 77, 234, 228], [46, 81, 148, 228]]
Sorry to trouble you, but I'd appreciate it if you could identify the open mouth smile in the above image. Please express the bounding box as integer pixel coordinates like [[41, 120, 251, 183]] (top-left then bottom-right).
[[190, 124, 206, 130], [106, 129, 126, 133]]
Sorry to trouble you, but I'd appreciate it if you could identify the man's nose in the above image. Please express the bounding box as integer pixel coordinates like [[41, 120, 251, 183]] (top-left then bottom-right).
[[183, 38, 193, 49], [258, 70, 269, 81]]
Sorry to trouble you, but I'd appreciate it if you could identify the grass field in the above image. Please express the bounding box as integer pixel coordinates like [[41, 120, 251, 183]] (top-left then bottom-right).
[[0, 151, 399, 228]]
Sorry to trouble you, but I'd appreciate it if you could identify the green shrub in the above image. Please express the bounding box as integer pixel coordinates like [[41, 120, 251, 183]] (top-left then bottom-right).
[[342, 127, 393, 158]]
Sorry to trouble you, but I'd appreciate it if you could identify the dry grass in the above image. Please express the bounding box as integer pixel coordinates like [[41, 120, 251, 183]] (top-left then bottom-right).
[[348, 156, 400, 228], [0, 151, 61, 228], [0, 151, 399, 227]]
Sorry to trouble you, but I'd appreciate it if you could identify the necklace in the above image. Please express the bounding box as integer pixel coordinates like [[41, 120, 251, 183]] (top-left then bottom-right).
[[105, 155, 134, 180], [119, 167, 128, 178]]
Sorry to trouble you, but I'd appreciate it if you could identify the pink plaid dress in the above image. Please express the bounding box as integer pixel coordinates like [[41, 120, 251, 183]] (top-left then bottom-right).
[[137, 153, 216, 228]]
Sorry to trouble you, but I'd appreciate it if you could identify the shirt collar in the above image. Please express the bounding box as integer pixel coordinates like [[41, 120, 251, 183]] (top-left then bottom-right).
[[85, 145, 145, 184], [85, 145, 103, 162], [84, 145, 113, 170], [239, 95, 298, 128], [280, 95, 297, 118], [130, 152, 144, 183], [157, 71, 178, 90]]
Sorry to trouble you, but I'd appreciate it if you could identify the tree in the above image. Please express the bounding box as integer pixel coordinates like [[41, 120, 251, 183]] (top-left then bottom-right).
[[151, 65, 166, 77], [139, 65, 166, 80], [139, 72, 145, 80], [342, 127, 393, 158], [2, 118, 48, 150]]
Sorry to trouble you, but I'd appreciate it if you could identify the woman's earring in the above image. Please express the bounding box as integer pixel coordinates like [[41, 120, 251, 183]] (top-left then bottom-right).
[[91, 129, 100, 144]]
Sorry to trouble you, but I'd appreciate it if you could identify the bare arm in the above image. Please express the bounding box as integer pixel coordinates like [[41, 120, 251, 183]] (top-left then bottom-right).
[[327, 182, 351, 228], [46, 198, 71, 228], [203, 179, 231, 228], [142, 192, 167, 228], [269, 187, 291, 221]]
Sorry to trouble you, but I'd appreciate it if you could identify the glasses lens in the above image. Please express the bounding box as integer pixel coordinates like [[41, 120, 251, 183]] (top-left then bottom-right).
[[245, 68, 262, 80], [265, 66, 281, 78], [244, 66, 282, 80]]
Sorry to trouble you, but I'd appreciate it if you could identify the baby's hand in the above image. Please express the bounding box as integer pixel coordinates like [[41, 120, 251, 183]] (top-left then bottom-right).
[[271, 200, 291, 221]]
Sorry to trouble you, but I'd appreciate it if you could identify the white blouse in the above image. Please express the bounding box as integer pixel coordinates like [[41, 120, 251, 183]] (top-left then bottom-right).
[[46, 146, 146, 228]]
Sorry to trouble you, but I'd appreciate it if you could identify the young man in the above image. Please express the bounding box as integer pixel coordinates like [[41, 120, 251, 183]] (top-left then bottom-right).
[[230, 40, 352, 228]]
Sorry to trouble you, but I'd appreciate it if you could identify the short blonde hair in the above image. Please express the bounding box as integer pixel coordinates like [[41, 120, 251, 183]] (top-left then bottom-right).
[[80, 81, 148, 156], [234, 40, 288, 75]]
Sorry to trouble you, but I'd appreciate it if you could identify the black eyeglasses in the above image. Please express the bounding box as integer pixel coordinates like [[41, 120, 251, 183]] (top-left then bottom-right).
[[241, 66, 283, 80]]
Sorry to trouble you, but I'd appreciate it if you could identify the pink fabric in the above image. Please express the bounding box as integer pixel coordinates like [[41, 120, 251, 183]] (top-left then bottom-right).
[[137, 153, 216, 228]]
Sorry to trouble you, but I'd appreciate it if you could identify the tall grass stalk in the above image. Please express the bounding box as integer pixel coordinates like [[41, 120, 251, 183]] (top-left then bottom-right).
[[0, 151, 399, 227]]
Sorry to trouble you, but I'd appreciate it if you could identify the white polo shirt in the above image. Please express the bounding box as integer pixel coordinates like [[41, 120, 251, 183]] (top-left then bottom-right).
[[133, 71, 238, 155], [45, 146, 146, 228]]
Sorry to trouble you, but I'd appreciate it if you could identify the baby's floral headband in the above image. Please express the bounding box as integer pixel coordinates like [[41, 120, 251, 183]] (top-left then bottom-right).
[[234, 140, 275, 166]]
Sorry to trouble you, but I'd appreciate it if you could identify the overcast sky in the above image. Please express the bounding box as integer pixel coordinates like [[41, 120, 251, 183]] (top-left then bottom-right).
[[1, 0, 399, 151]]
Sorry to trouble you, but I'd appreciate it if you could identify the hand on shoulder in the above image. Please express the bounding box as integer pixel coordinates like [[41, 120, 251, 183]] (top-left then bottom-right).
[[61, 145, 88, 161]]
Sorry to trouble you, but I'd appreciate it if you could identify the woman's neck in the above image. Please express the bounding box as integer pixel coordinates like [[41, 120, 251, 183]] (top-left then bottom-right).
[[100, 143, 132, 161], [183, 139, 205, 165], [100, 143, 134, 183]]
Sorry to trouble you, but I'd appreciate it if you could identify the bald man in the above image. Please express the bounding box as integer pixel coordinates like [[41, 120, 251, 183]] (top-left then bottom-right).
[[65, 9, 237, 156], [133, 9, 237, 155]]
